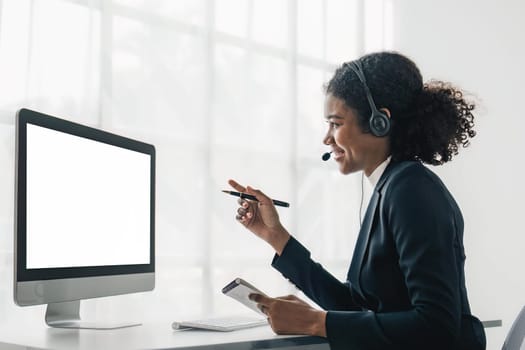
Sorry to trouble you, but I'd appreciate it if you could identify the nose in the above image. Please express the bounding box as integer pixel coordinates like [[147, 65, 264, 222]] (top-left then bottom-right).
[[323, 130, 334, 146]]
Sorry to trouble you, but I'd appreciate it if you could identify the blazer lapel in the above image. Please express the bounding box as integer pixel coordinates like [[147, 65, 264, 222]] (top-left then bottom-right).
[[347, 161, 402, 296], [348, 189, 380, 296]]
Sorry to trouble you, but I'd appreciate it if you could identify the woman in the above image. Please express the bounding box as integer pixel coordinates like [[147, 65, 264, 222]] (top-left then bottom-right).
[[228, 51, 486, 350]]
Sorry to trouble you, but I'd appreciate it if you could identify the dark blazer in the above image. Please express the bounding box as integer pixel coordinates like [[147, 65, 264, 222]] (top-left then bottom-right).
[[272, 161, 486, 350]]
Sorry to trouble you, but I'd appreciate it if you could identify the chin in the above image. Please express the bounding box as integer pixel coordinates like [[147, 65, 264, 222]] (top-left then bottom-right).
[[338, 165, 353, 175], [338, 161, 359, 175]]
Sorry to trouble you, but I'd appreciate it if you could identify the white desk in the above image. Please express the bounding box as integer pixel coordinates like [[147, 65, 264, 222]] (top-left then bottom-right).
[[0, 321, 330, 350]]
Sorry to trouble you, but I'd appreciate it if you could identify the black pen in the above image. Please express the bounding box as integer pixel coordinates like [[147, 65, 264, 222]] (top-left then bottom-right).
[[222, 190, 290, 208]]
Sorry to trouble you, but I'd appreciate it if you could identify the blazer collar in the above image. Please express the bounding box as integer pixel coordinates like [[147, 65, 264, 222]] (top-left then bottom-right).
[[374, 159, 401, 193]]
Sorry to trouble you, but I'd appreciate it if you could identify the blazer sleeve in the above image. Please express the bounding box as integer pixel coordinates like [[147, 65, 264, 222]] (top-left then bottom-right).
[[273, 169, 467, 350], [272, 237, 362, 311]]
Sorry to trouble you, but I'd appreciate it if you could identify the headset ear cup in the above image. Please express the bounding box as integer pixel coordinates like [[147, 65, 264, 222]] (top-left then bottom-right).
[[369, 112, 391, 137]]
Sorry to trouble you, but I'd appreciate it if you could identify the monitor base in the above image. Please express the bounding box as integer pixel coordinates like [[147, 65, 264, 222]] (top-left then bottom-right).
[[45, 300, 141, 330]]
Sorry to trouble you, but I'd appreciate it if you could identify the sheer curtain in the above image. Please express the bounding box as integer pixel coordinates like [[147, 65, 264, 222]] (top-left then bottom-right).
[[0, 0, 390, 323]]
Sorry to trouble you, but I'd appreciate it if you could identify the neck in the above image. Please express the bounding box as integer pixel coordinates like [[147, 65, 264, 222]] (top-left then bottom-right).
[[359, 135, 391, 177], [364, 150, 390, 177]]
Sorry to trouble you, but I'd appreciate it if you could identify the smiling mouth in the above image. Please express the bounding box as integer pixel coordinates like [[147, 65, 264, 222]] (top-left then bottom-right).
[[333, 149, 345, 160]]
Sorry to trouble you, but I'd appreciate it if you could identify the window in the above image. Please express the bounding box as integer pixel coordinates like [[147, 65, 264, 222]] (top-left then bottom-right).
[[0, 0, 391, 321]]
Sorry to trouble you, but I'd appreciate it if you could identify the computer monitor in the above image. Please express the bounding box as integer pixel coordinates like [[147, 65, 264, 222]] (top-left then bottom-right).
[[14, 108, 155, 329]]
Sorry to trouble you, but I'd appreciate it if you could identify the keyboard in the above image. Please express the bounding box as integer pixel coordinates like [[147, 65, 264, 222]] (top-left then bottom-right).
[[172, 315, 268, 332]]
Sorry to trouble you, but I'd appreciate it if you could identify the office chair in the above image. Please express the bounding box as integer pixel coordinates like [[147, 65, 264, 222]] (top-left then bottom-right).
[[502, 306, 525, 350]]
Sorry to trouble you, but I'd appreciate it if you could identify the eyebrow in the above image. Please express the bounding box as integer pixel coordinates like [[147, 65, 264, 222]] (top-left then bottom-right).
[[325, 115, 344, 120]]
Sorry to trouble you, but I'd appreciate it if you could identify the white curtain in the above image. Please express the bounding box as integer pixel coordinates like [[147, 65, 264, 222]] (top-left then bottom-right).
[[0, 0, 390, 323]]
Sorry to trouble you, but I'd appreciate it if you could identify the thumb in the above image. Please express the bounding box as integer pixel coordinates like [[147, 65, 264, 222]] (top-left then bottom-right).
[[276, 294, 299, 301], [249, 293, 271, 305], [246, 186, 272, 205]]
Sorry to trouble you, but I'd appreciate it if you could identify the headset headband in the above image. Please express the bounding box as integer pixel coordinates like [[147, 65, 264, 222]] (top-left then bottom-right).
[[344, 60, 390, 137], [346, 61, 381, 115]]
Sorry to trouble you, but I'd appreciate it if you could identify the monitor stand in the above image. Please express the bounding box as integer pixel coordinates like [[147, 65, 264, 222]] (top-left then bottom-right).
[[45, 300, 141, 330]]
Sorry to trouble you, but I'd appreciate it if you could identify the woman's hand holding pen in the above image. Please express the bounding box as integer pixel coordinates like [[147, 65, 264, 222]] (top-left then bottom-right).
[[228, 179, 290, 255]]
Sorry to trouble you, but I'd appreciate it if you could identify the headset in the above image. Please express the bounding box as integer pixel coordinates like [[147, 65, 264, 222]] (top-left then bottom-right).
[[345, 60, 391, 137]]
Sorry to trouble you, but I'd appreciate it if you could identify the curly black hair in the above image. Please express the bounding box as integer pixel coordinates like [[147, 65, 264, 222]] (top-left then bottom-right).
[[325, 51, 476, 165]]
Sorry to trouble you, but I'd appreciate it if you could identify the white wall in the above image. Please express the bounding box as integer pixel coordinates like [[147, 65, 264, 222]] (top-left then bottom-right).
[[390, 0, 525, 348]]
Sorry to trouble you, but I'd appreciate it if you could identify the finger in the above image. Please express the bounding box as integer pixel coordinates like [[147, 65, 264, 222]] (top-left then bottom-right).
[[249, 293, 272, 305], [276, 294, 298, 301], [237, 198, 249, 208], [236, 213, 249, 222], [228, 179, 246, 193], [258, 304, 267, 315], [246, 186, 273, 205], [236, 213, 250, 224], [237, 207, 247, 216], [267, 315, 273, 329]]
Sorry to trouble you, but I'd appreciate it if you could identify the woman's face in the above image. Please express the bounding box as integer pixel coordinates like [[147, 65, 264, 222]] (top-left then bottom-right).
[[323, 94, 389, 176]]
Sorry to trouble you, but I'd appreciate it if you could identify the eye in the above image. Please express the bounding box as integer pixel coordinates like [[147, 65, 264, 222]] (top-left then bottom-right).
[[326, 121, 341, 129]]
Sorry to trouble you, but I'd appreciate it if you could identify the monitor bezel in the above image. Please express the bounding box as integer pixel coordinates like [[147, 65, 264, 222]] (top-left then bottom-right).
[[15, 108, 155, 282]]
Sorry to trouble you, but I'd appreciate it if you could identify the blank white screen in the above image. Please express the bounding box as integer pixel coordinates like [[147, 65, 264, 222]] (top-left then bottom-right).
[[26, 124, 151, 269]]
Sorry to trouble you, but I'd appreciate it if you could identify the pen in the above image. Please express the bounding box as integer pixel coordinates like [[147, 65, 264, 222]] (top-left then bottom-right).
[[222, 190, 290, 208]]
